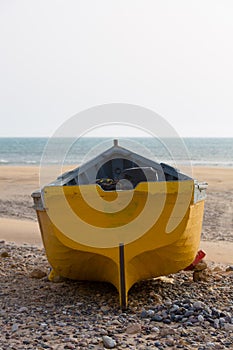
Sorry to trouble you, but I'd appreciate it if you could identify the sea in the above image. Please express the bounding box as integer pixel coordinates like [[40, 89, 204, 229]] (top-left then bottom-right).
[[0, 137, 233, 168]]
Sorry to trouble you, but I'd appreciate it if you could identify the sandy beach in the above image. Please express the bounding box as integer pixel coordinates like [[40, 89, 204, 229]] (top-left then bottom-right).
[[0, 165, 233, 349]]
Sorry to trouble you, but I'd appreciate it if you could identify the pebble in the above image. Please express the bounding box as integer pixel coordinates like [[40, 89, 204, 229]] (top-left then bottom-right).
[[102, 335, 116, 349], [224, 323, 233, 331], [147, 309, 155, 317], [198, 314, 205, 322], [226, 265, 233, 271], [193, 301, 205, 310], [1, 250, 10, 258], [194, 261, 208, 271], [11, 323, 19, 332], [160, 328, 175, 337], [151, 326, 160, 333], [140, 310, 148, 318], [126, 323, 141, 334], [18, 306, 28, 313], [1, 243, 233, 349], [29, 268, 47, 279], [151, 314, 163, 322], [101, 305, 110, 313]]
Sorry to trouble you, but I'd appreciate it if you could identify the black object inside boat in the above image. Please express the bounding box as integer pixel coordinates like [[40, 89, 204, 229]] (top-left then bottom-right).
[[96, 166, 158, 191]]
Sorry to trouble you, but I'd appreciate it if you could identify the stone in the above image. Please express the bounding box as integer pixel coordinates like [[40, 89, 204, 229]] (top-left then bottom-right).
[[1, 250, 10, 258], [147, 309, 155, 317], [198, 314, 204, 322], [165, 338, 175, 346], [101, 305, 110, 313], [226, 266, 233, 272], [40, 322, 48, 327], [224, 323, 233, 331], [151, 314, 163, 322], [170, 304, 179, 313], [194, 261, 208, 271], [193, 270, 208, 282], [160, 328, 175, 337], [193, 301, 205, 310], [102, 335, 116, 349], [150, 292, 163, 304], [126, 323, 141, 334], [140, 310, 148, 318], [151, 326, 160, 333], [29, 269, 47, 279], [18, 306, 28, 313], [214, 319, 220, 329], [206, 342, 215, 347], [11, 323, 19, 332]]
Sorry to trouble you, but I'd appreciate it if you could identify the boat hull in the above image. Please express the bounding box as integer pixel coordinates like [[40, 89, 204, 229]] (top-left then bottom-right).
[[33, 180, 205, 308]]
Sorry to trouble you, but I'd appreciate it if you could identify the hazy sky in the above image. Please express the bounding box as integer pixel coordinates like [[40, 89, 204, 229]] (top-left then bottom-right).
[[0, 1, 233, 137]]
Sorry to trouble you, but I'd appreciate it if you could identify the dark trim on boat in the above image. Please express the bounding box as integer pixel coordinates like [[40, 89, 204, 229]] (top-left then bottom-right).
[[119, 243, 126, 310]]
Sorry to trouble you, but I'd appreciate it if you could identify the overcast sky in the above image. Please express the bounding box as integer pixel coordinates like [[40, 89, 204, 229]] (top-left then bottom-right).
[[0, 1, 233, 137]]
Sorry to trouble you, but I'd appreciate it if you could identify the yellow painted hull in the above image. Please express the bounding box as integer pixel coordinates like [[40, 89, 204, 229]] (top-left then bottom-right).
[[35, 180, 205, 308]]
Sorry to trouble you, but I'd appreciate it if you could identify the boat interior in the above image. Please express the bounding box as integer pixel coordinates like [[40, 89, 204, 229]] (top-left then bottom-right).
[[60, 157, 191, 191]]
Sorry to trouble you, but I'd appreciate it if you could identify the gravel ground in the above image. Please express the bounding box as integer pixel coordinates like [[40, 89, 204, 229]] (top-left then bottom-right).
[[1, 242, 233, 349]]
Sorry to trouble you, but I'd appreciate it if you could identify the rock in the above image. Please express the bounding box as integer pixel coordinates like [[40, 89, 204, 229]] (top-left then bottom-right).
[[151, 326, 160, 333], [224, 323, 233, 331], [160, 328, 175, 337], [219, 317, 225, 327], [170, 304, 179, 313], [193, 301, 205, 310], [51, 274, 65, 283], [111, 319, 121, 325], [194, 261, 208, 271], [100, 329, 108, 336], [150, 292, 163, 304], [102, 335, 116, 348], [184, 310, 194, 317], [126, 323, 141, 334], [163, 319, 171, 324], [226, 266, 233, 272], [151, 314, 163, 322], [40, 322, 48, 327], [1, 250, 10, 258], [214, 319, 220, 328], [101, 305, 110, 313], [193, 270, 208, 282], [147, 309, 155, 317], [29, 269, 47, 279], [11, 323, 19, 332], [140, 310, 148, 318], [164, 298, 172, 306], [165, 338, 174, 346], [198, 314, 204, 322], [18, 306, 28, 313], [212, 307, 221, 317], [206, 342, 215, 347]]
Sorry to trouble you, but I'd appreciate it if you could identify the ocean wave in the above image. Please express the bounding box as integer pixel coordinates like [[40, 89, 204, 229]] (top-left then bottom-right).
[[0, 159, 9, 164], [25, 160, 37, 164]]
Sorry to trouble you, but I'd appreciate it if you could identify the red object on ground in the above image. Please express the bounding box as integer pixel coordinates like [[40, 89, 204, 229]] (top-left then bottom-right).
[[184, 250, 206, 271]]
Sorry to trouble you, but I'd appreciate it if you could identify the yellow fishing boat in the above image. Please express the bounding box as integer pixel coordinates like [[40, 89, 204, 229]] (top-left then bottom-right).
[[32, 140, 207, 308]]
